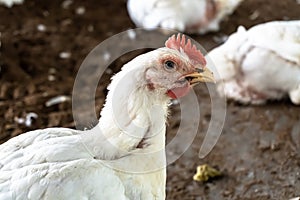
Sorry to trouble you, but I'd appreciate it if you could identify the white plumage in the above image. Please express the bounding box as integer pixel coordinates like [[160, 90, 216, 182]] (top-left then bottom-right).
[[0, 34, 214, 199], [208, 20, 300, 104], [127, 0, 243, 34], [0, 55, 168, 200], [0, 0, 23, 7], [0, 128, 131, 200]]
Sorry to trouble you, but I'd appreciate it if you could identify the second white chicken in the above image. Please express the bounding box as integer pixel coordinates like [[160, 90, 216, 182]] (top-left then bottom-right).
[[127, 0, 243, 34], [208, 20, 300, 104]]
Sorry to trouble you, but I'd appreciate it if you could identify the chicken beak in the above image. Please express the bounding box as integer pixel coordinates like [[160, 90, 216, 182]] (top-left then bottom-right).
[[185, 67, 216, 85]]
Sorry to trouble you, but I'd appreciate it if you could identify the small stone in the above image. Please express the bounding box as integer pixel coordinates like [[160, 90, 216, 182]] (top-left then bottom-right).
[[127, 29, 136, 40], [223, 189, 233, 197], [49, 68, 56, 74], [103, 52, 111, 61], [48, 75, 56, 81], [61, 19, 72, 26], [42, 10, 49, 17], [270, 140, 280, 151], [62, 0, 73, 9], [14, 117, 25, 124], [59, 52, 71, 59], [258, 138, 270, 151], [76, 6, 85, 15], [105, 68, 113, 75], [247, 171, 254, 179], [249, 10, 260, 20], [87, 25, 94, 32], [37, 24, 46, 32]]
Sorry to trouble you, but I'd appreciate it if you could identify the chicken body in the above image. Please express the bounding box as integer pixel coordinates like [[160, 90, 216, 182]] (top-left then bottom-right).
[[0, 35, 214, 199], [208, 20, 300, 104], [127, 0, 243, 34], [0, 130, 167, 199], [0, 52, 170, 200]]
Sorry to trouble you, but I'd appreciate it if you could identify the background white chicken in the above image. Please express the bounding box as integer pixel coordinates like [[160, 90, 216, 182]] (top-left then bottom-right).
[[0, 34, 214, 200], [127, 0, 243, 34], [0, 0, 23, 7], [208, 20, 300, 104]]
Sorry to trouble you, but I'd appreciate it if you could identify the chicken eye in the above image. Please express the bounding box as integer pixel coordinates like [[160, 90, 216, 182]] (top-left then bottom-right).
[[164, 60, 176, 71]]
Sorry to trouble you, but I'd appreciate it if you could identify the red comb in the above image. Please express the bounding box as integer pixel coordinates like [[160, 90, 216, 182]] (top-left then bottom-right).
[[165, 34, 206, 66]]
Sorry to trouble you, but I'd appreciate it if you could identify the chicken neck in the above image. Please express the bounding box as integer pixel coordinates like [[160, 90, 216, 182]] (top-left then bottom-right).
[[83, 65, 170, 160]]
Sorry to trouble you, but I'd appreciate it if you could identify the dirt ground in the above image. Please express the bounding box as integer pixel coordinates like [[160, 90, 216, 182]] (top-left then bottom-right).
[[1, 0, 300, 199]]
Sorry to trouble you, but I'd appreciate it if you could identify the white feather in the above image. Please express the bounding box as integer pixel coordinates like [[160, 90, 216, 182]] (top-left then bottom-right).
[[207, 20, 300, 104], [127, 0, 243, 34], [0, 0, 23, 7], [0, 49, 174, 199]]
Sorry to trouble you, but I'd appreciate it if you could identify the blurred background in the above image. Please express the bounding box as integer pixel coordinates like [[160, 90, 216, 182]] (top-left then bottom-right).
[[0, 0, 300, 199]]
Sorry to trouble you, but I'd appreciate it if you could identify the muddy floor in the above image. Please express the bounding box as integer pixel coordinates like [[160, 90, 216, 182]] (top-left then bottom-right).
[[1, 0, 300, 199]]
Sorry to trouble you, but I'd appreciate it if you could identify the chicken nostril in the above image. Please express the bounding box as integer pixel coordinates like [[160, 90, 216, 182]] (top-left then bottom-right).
[[196, 68, 204, 73], [176, 77, 189, 84], [185, 77, 193, 82]]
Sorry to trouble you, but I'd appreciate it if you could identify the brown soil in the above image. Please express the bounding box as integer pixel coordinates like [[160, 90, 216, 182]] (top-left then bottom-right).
[[1, 0, 300, 199]]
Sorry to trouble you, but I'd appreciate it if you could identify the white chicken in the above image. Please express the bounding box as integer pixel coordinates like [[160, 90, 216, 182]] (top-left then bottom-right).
[[0, 0, 23, 7], [0, 34, 215, 200], [208, 20, 300, 105], [127, 0, 243, 34]]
